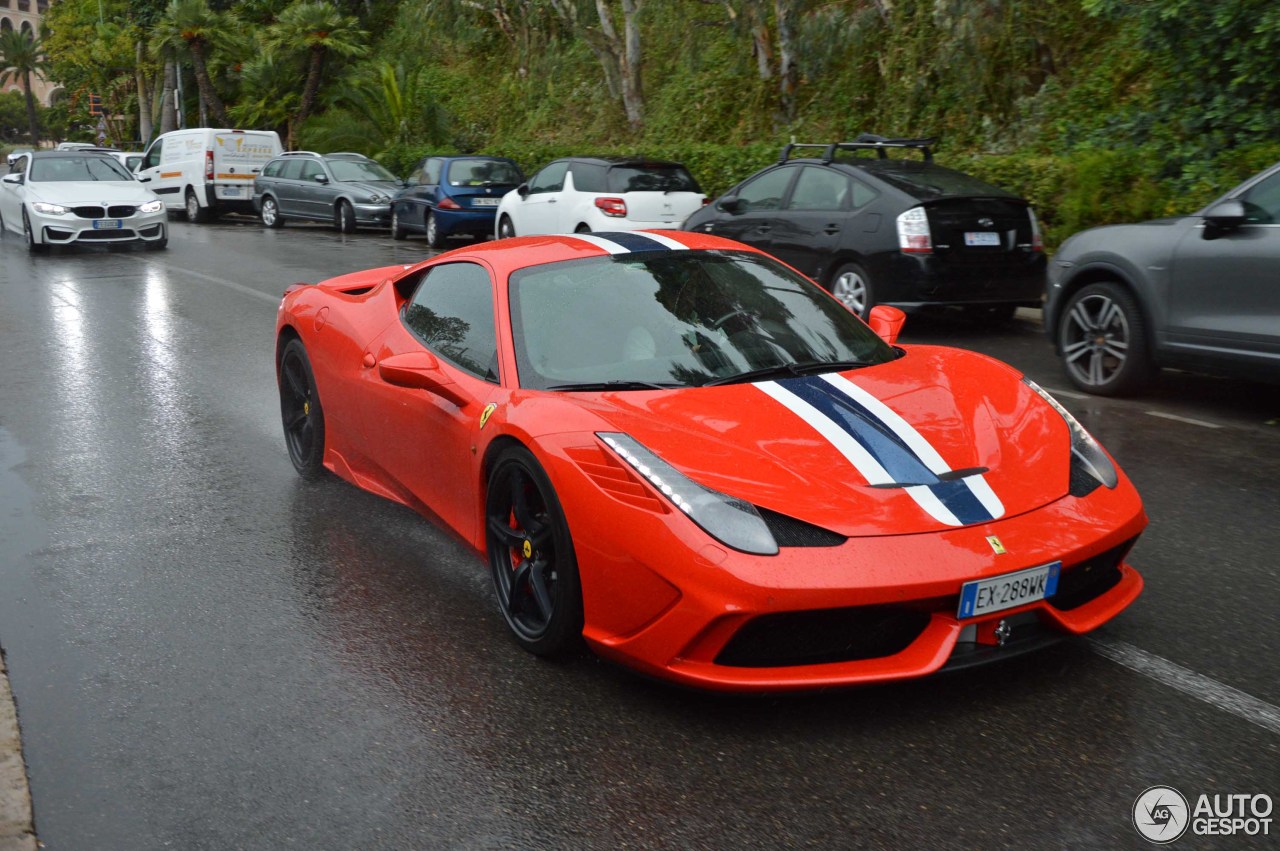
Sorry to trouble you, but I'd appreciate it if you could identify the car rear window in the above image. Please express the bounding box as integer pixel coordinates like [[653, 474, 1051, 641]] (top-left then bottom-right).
[[848, 160, 1015, 201], [606, 164, 701, 194], [447, 158, 522, 187]]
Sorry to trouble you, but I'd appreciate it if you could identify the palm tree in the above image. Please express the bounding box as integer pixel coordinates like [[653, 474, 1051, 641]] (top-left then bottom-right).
[[151, 0, 233, 127], [0, 29, 51, 143], [297, 62, 449, 158], [263, 1, 367, 144]]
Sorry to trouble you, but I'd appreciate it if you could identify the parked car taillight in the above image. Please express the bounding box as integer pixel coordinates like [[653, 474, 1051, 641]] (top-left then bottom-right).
[[595, 197, 627, 218], [205, 151, 215, 181], [437, 197, 461, 210], [896, 207, 932, 254], [1029, 208, 1044, 252]]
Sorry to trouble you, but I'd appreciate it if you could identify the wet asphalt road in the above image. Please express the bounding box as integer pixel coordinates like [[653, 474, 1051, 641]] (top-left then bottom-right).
[[0, 218, 1277, 850]]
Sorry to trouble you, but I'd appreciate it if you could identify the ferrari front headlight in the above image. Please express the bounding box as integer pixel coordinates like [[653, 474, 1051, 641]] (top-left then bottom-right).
[[1023, 378, 1118, 489], [598, 432, 779, 555], [140, 199, 164, 213], [31, 202, 70, 215]]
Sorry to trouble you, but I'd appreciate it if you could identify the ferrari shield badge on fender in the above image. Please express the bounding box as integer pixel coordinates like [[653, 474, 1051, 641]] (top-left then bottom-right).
[[479, 402, 497, 430], [986, 535, 1007, 555]]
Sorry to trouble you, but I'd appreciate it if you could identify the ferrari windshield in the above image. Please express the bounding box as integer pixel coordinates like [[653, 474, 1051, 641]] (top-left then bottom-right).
[[509, 251, 897, 390]]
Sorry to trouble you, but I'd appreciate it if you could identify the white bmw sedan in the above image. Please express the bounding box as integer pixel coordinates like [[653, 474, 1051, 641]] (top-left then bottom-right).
[[0, 151, 168, 252]]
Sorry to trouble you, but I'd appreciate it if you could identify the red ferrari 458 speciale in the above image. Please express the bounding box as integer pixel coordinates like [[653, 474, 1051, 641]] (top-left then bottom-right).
[[275, 230, 1145, 692]]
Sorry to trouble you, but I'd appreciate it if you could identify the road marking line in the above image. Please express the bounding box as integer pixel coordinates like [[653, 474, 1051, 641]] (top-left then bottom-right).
[[1144, 410, 1223, 429], [1044, 387, 1090, 400], [1089, 637, 1280, 736], [146, 262, 280, 304]]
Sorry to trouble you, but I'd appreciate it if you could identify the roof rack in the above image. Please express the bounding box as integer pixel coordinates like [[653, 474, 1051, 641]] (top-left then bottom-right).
[[280, 151, 321, 158], [779, 133, 936, 164]]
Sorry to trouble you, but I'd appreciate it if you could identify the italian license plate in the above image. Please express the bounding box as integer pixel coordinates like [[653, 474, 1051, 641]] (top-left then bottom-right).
[[958, 561, 1060, 619], [472, 198, 500, 207], [221, 186, 242, 197], [964, 231, 1000, 247], [93, 219, 122, 230]]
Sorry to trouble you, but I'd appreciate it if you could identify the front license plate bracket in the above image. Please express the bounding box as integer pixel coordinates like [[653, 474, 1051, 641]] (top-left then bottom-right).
[[958, 561, 1061, 619]]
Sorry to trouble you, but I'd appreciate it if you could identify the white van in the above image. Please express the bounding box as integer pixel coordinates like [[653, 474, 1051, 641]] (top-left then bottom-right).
[[136, 128, 283, 222]]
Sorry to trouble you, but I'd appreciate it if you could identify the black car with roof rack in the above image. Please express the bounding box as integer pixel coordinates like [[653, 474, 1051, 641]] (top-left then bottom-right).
[[683, 134, 1046, 319]]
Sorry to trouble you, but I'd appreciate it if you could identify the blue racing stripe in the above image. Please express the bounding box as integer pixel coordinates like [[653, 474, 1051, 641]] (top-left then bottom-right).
[[780, 375, 996, 525], [779, 377, 938, 487], [590, 231, 672, 253]]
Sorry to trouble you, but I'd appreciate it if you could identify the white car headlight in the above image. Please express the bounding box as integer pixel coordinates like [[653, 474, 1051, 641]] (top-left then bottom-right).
[[31, 202, 70, 215], [140, 200, 164, 213], [598, 432, 778, 555], [1023, 378, 1118, 489], [367, 194, 387, 203]]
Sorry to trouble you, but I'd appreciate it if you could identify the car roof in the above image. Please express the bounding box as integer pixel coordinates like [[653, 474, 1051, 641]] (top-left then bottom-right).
[[30, 150, 118, 158], [557, 156, 687, 168]]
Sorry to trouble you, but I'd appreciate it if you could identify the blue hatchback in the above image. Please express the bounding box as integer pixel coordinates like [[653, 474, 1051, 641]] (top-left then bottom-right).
[[391, 155, 524, 247]]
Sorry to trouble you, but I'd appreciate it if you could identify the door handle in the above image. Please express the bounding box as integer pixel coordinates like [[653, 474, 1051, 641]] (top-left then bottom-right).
[[823, 225, 840, 235], [755, 224, 771, 233]]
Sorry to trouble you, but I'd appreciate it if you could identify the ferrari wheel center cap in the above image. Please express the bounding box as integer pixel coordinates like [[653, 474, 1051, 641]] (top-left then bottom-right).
[[303, 401, 310, 416], [522, 539, 533, 559]]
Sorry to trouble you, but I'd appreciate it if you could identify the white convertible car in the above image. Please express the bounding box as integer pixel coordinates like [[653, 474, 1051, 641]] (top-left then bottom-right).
[[0, 150, 168, 252]]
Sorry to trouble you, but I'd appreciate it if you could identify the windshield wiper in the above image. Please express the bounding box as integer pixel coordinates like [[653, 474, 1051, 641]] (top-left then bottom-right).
[[703, 359, 872, 386], [546, 380, 678, 392]]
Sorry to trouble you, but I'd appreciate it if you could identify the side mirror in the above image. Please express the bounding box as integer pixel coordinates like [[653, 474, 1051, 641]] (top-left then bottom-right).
[[517, 183, 529, 198], [2, 173, 22, 184], [1202, 199, 1246, 237], [867, 305, 906, 345], [314, 174, 330, 184], [718, 195, 742, 213], [377, 351, 471, 407]]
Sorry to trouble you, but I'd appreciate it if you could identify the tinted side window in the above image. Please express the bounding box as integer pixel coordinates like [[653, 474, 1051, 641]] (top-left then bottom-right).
[[1241, 170, 1280, 224], [570, 162, 608, 193], [280, 159, 305, 180], [403, 263, 499, 382], [734, 165, 798, 212], [529, 161, 569, 194], [787, 167, 850, 211], [262, 160, 283, 178], [407, 164, 425, 185], [423, 158, 443, 185], [298, 160, 325, 182], [143, 140, 162, 170]]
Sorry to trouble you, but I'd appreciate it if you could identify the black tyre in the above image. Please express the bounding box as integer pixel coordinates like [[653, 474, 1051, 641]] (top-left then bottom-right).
[[185, 188, 211, 223], [1058, 281, 1153, 397], [497, 216, 515, 240], [22, 208, 47, 253], [425, 210, 446, 248], [260, 196, 284, 229], [278, 339, 327, 477], [829, 262, 874, 317], [485, 445, 583, 656], [390, 206, 408, 241], [335, 200, 357, 233], [574, 223, 591, 234]]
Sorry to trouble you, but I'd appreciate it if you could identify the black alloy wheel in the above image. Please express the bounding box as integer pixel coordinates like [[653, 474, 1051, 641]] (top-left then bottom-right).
[[1058, 281, 1152, 396], [425, 210, 445, 248], [485, 445, 582, 656], [335, 200, 357, 234], [278, 339, 326, 477]]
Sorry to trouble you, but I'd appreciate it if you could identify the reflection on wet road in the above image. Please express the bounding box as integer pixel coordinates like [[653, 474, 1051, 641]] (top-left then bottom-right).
[[0, 218, 1276, 849]]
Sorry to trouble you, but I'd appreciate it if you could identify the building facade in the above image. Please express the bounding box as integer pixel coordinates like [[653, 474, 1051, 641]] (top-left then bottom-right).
[[1, 0, 58, 107]]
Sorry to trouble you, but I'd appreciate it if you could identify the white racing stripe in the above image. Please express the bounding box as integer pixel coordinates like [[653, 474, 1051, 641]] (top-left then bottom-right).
[[569, 233, 633, 254], [1089, 637, 1280, 737]]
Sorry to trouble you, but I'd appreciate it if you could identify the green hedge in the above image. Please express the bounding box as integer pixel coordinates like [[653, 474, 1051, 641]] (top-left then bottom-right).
[[377, 140, 1280, 250]]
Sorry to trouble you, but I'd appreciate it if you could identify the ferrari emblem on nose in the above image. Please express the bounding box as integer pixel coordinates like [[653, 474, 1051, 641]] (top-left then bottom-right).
[[479, 402, 497, 430], [986, 535, 1006, 554], [522, 539, 533, 559]]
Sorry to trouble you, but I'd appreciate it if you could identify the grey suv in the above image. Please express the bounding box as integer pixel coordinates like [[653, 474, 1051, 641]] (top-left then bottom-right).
[[253, 152, 401, 232], [1046, 160, 1280, 396]]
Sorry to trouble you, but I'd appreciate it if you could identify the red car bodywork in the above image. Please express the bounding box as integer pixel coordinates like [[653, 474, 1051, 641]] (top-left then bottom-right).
[[276, 231, 1146, 692]]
